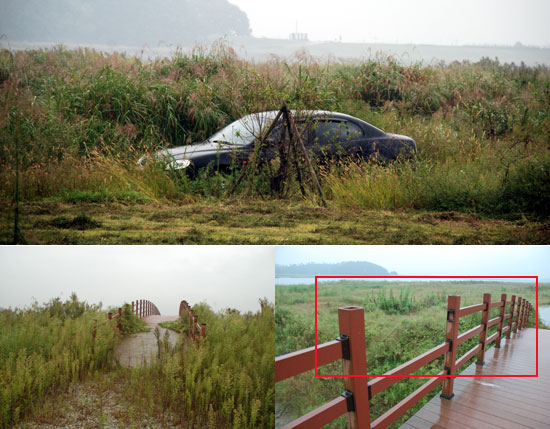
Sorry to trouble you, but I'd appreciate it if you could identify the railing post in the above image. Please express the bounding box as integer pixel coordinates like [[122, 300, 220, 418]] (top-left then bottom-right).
[[524, 301, 529, 328], [337, 306, 370, 429], [527, 302, 531, 326], [117, 307, 122, 331], [131, 301, 134, 314], [476, 293, 491, 365], [514, 297, 522, 332], [441, 295, 460, 400], [495, 293, 506, 348], [201, 323, 206, 339], [193, 315, 198, 341], [507, 295, 516, 338]]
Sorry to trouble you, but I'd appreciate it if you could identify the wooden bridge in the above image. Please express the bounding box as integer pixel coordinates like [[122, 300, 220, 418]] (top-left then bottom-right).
[[275, 293, 539, 428], [402, 326, 547, 429], [94, 299, 207, 367]]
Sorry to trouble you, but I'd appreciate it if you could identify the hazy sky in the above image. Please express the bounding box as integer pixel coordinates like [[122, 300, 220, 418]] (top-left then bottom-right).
[[0, 246, 274, 314], [229, 0, 550, 46], [275, 246, 550, 278]]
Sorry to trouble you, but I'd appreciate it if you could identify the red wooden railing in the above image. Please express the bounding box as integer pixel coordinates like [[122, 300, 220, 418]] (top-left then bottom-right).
[[179, 300, 206, 340], [92, 299, 161, 340], [130, 299, 160, 318], [275, 293, 533, 429]]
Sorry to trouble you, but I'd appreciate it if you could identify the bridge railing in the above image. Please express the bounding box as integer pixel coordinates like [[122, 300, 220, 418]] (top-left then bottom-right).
[[275, 293, 533, 429], [92, 299, 161, 341], [130, 299, 160, 318], [179, 300, 206, 341]]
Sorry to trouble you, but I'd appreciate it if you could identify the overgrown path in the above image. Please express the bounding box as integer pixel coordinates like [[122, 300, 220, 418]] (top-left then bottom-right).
[[115, 315, 179, 367], [2, 200, 549, 244]]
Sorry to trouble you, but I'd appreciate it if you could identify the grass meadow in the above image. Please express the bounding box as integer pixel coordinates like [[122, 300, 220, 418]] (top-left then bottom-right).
[[1, 45, 549, 244], [0, 295, 274, 428], [275, 280, 547, 428]]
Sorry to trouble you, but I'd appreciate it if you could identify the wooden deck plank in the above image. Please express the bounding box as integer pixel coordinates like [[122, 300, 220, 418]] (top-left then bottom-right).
[[401, 328, 548, 429]]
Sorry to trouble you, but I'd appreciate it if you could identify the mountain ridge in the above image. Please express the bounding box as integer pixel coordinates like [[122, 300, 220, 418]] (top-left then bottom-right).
[[276, 261, 397, 277]]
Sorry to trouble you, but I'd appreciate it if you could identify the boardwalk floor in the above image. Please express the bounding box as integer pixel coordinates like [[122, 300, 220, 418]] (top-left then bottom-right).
[[402, 327, 548, 429], [114, 315, 179, 367]]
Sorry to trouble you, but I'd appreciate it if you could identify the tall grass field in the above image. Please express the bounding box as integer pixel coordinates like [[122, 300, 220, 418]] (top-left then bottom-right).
[[1, 45, 549, 243], [275, 280, 546, 428], [0, 295, 275, 428]]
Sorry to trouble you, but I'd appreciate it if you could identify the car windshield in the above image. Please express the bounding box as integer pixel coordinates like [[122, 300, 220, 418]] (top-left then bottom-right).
[[208, 113, 275, 146]]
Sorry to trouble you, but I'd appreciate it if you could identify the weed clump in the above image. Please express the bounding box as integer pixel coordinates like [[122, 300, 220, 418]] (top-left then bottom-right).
[[0, 294, 118, 428]]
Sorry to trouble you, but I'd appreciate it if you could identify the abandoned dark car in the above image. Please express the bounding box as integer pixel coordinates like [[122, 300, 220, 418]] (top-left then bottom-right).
[[138, 111, 416, 174]]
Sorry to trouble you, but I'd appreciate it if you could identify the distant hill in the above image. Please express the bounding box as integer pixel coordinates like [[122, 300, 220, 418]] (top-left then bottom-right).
[[276, 261, 397, 277], [0, 0, 251, 46]]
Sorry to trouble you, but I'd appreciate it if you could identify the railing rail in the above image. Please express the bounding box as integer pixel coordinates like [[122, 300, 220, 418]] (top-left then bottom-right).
[[92, 299, 161, 341], [179, 300, 206, 341], [130, 299, 160, 318], [275, 293, 533, 429]]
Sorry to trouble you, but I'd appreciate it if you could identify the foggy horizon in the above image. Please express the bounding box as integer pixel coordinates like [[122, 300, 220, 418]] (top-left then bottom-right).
[[229, 0, 550, 47], [0, 246, 274, 314], [275, 246, 550, 279]]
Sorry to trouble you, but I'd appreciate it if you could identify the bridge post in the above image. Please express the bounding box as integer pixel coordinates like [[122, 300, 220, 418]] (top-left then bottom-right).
[[441, 295, 460, 399], [117, 307, 122, 331], [476, 293, 491, 365], [523, 301, 530, 328], [520, 298, 526, 330], [193, 315, 198, 341], [507, 295, 516, 338], [513, 297, 522, 333], [495, 294, 507, 348], [201, 323, 206, 339], [337, 306, 370, 428]]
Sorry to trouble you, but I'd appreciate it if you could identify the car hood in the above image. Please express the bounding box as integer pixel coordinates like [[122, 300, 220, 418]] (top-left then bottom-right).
[[161, 141, 235, 160]]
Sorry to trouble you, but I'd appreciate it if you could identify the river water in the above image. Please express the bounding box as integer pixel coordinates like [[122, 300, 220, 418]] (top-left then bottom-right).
[[539, 306, 550, 325]]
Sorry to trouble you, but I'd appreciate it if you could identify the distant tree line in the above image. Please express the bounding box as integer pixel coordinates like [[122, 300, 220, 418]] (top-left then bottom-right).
[[276, 261, 397, 277], [0, 0, 251, 46]]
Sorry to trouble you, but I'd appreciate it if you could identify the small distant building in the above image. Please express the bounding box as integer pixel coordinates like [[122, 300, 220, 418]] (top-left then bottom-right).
[[290, 32, 308, 41]]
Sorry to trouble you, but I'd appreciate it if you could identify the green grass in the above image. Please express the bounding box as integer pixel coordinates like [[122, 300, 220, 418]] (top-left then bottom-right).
[[121, 302, 275, 428], [1, 199, 548, 244], [1, 46, 549, 243], [275, 280, 546, 428], [1, 296, 275, 428], [0, 294, 119, 428]]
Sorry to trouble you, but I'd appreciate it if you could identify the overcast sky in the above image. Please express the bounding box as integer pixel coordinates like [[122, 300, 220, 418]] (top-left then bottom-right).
[[229, 0, 550, 46], [0, 246, 274, 314], [276, 246, 550, 279]]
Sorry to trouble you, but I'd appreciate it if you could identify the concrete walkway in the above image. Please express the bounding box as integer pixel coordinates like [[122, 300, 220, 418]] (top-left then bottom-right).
[[114, 315, 180, 367]]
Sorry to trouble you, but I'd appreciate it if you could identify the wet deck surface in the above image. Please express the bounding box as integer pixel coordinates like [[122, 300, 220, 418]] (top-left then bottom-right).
[[402, 327, 548, 429], [114, 315, 179, 367]]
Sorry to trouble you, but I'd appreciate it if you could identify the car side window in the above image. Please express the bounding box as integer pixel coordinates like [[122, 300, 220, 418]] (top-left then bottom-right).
[[313, 121, 363, 145]]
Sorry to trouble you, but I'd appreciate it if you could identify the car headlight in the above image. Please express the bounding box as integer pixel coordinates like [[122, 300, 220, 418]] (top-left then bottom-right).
[[137, 155, 150, 168], [167, 159, 192, 170]]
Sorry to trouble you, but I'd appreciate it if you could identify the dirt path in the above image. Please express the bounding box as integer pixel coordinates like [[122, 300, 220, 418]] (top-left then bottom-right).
[[114, 315, 179, 367]]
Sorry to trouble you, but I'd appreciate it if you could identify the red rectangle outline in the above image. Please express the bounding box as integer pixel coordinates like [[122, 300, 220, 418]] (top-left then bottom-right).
[[314, 275, 538, 378]]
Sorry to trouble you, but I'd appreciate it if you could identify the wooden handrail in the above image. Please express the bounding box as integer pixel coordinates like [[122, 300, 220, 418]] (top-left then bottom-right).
[[276, 292, 533, 428], [368, 342, 448, 398], [130, 299, 160, 318], [179, 300, 206, 341], [93, 300, 161, 343], [275, 340, 341, 382]]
